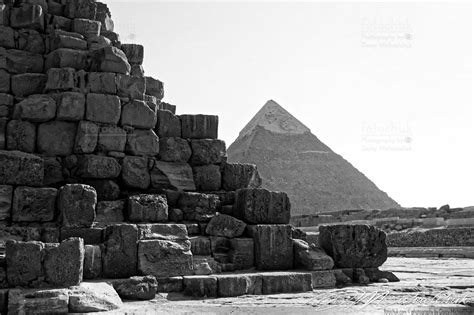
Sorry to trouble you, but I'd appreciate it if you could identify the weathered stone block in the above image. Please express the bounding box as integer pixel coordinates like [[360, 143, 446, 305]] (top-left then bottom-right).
[[156, 276, 183, 293], [60, 227, 103, 245], [58, 184, 97, 228], [183, 276, 217, 297], [319, 225, 388, 268], [230, 238, 254, 270], [84, 244, 102, 279], [97, 125, 126, 152], [0, 185, 12, 221], [261, 272, 312, 294], [12, 186, 57, 222], [37, 121, 77, 156], [159, 137, 191, 163], [145, 76, 163, 100], [293, 239, 334, 271], [217, 274, 262, 297], [90, 46, 130, 74], [11, 73, 46, 97], [122, 156, 150, 189], [128, 194, 168, 223], [64, 0, 97, 20], [6, 120, 36, 153], [150, 161, 195, 191], [77, 154, 121, 178], [69, 282, 123, 313], [190, 236, 211, 256], [206, 214, 246, 238], [103, 224, 138, 278], [95, 3, 113, 31], [247, 224, 293, 270], [6, 240, 43, 287], [168, 208, 183, 222], [0, 70, 10, 93], [56, 92, 85, 121], [45, 67, 76, 91], [88, 72, 116, 94], [130, 64, 144, 77], [189, 139, 226, 165], [0, 150, 43, 186], [43, 238, 84, 287], [126, 129, 159, 157], [74, 120, 99, 153], [17, 28, 44, 54], [160, 102, 176, 114], [222, 163, 262, 191], [121, 100, 156, 129], [48, 16, 72, 31], [178, 192, 219, 222], [45, 48, 89, 71], [0, 48, 43, 74], [85, 179, 120, 201], [95, 200, 125, 225], [110, 276, 157, 301], [234, 188, 291, 224], [121, 44, 144, 65], [116, 74, 145, 100], [49, 33, 88, 51], [73, 18, 101, 37], [180, 114, 218, 139], [8, 288, 69, 314], [310, 270, 337, 288], [0, 26, 14, 48], [155, 109, 181, 138], [10, 4, 44, 31], [193, 165, 221, 191], [13, 94, 56, 122], [137, 223, 189, 242], [86, 93, 121, 124]]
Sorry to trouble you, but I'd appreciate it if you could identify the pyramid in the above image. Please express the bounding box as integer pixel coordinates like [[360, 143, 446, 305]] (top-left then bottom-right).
[[228, 100, 400, 216]]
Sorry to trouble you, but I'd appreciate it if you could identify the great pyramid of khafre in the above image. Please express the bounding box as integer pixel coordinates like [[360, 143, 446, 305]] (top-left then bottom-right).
[[228, 100, 400, 216]]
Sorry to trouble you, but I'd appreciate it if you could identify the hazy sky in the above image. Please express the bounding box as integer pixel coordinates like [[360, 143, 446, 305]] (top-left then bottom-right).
[[107, 1, 473, 208]]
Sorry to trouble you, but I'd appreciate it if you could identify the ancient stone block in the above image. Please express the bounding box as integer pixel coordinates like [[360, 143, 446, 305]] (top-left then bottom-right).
[[261, 272, 312, 294], [64, 0, 97, 20], [116, 74, 145, 100], [84, 179, 120, 201], [0, 150, 43, 186], [155, 276, 183, 293], [180, 114, 218, 139], [189, 139, 226, 165], [45, 67, 76, 91], [77, 154, 121, 178], [73, 18, 101, 37], [95, 200, 124, 226], [190, 236, 211, 256], [111, 276, 157, 301], [13, 94, 56, 122], [58, 184, 97, 228], [121, 100, 157, 129], [12, 187, 57, 222], [0, 70, 9, 93], [45, 48, 89, 71], [49, 15, 72, 31], [222, 163, 262, 191], [103, 224, 138, 278], [86, 93, 121, 124], [128, 194, 168, 223], [121, 44, 144, 65], [90, 46, 130, 74], [97, 125, 126, 152], [247, 224, 293, 270], [159, 137, 191, 163], [206, 214, 246, 238], [193, 165, 222, 191], [60, 227, 103, 245], [8, 288, 69, 314], [137, 223, 189, 242], [151, 162, 195, 191], [6, 240, 43, 287], [0, 48, 43, 73], [88, 72, 116, 94], [84, 244, 102, 279], [217, 274, 262, 297], [122, 156, 150, 189], [69, 282, 123, 313], [0, 5, 8, 27], [145, 76, 163, 100], [160, 102, 176, 114], [49, 33, 88, 51], [230, 238, 254, 270], [178, 192, 219, 222], [43, 238, 84, 287], [168, 208, 183, 222], [74, 120, 99, 153], [10, 4, 44, 31], [319, 225, 388, 268], [234, 188, 291, 224], [130, 64, 144, 77], [6, 120, 36, 153], [0, 26, 14, 48], [293, 239, 334, 271], [17, 29, 44, 54], [183, 276, 217, 297], [126, 129, 159, 157], [155, 109, 181, 138], [11, 73, 46, 97], [95, 3, 113, 32], [38, 121, 77, 156], [56, 92, 86, 121], [0, 185, 12, 221], [311, 270, 337, 288]]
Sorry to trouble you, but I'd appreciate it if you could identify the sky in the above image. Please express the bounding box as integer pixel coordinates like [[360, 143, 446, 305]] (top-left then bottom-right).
[[107, 1, 473, 208]]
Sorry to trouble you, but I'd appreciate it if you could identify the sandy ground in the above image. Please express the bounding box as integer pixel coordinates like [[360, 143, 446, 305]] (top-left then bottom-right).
[[105, 257, 474, 314]]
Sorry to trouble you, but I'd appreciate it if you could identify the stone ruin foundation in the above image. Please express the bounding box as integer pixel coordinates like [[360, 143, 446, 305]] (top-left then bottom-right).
[[0, 0, 398, 312]]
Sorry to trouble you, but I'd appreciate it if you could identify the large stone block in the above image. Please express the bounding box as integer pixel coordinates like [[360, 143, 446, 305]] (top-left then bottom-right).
[[128, 194, 168, 223], [11, 73, 46, 97], [77, 154, 121, 178], [229, 238, 254, 270], [64, 0, 97, 20], [6, 120, 36, 153], [45, 48, 89, 71], [222, 163, 262, 191], [137, 223, 189, 241], [121, 100, 157, 129], [247, 224, 293, 270], [85, 179, 120, 201], [234, 188, 291, 224], [190, 236, 211, 256], [319, 224, 388, 268], [69, 282, 123, 313], [90, 46, 130, 74], [49, 33, 88, 51], [180, 114, 218, 139], [217, 274, 262, 297], [6, 240, 43, 287], [0, 49, 43, 74], [155, 110, 181, 139], [84, 244, 102, 279], [86, 93, 121, 124], [8, 288, 69, 314], [88, 72, 116, 94], [150, 161, 195, 191], [95, 200, 125, 225], [178, 192, 219, 222], [43, 237, 84, 287], [58, 184, 97, 228], [57, 92, 86, 121], [13, 94, 56, 122], [159, 137, 191, 163], [0, 150, 43, 186], [155, 276, 183, 293], [74, 120, 99, 153], [95, 2, 114, 31], [116, 74, 145, 100], [0, 26, 14, 48], [10, 4, 44, 31], [121, 44, 144, 65], [293, 239, 334, 271], [45, 67, 76, 91], [17, 28, 44, 54], [183, 276, 217, 297], [160, 102, 176, 114], [103, 224, 138, 278], [12, 186, 57, 222], [193, 165, 221, 191], [189, 139, 226, 165], [0, 185, 12, 221], [261, 272, 312, 294], [110, 276, 157, 301], [311, 270, 337, 288], [126, 129, 159, 157], [43, 157, 64, 185], [206, 214, 246, 238], [122, 156, 150, 189], [73, 18, 101, 37], [37, 121, 77, 156], [97, 125, 126, 152], [145, 76, 163, 100]]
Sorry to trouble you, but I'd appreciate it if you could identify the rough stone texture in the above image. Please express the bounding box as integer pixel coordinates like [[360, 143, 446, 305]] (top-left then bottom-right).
[[111, 276, 158, 301], [58, 184, 97, 228], [84, 245, 102, 279], [85, 179, 120, 201], [74, 120, 99, 153], [69, 282, 123, 313], [37, 120, 77, 156], [64, 0, 97, 19], [121, 100, 157, 129], [121, 156, 149, 189], [103, 224, 138, 278], [45, 67, 75, 91], [0, 118, 5, 149], [138, 239, 193, 278], [206, 214, 246, 238], [319, 225, 388, 268], [0, 70, 9, 93], [138, 223, 189, 242], [387, 228, 474, 247], [6, 120, 36, 153], [126, 129, 159, 156], [95, 200, 125, 225], [0, 49, 44, 74], [145, 76, 164, 100], [180, 114, 218, 139], [45, 49, 89, 71], [178, 192, 219, 222], [12, 186, 57, 222], [90, 46, 131, 74], [77, 154, 121, 178], [217, 274, 263, 297], [311, 270, 337, 288], [13, 94, 56, 122], [73, 18, 101, 37], [57, 92, 86, 121], [229, 238, 254, 270], [150, 161, 196, 191], [116, 74, 145, 100], [43, 238, 84, 287], [11, 73, 46, 97], [0, 185, 12, 221], [89, 72, 117, 94], [0, 150, 43, 186], [193, 165, 222, 191], [86, 93, 121, 124], [0, 26, 14, 48], [97, 125, 127, 152], [353, 268, 370, 284], [222, 163, 262, 191], [17, 29, 45, 54], [189, 139, 226, 165], [6, 240, 43, 287], [128, 194, 168, 223], [8, 289, 69, 314], [247, 224, 293, 270], [10, 4, 44, 31], [156, 277, 183, 293], [363, 268, 400, 282], [169, 208, 183, 222], [155, 109, 181, 137], [261, 272, 312, 294], [60, 228, 103, 245], [234, 188, 291, 224], [159, 137, 191, 163], [293, 239, 334, 271], [121, 44, 144, 64], [183, 276, 217, 298]]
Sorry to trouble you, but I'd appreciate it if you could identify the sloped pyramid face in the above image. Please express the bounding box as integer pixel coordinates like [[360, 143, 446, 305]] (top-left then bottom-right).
[[228, 100, 400, 216]]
